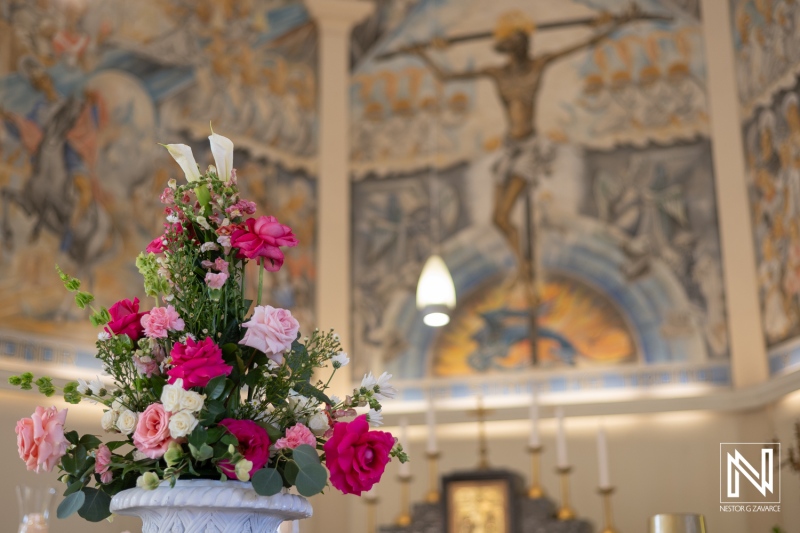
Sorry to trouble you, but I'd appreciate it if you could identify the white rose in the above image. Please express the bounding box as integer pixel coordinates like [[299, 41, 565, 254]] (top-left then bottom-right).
[[179, 390, 206, 413], [308, 412, 330, 436], [116, 409, 139, 435], [101, 410, 118, 432], [168, 410, 198, 439], [111, 399, 125, 412], [161, 382, 184, 413]]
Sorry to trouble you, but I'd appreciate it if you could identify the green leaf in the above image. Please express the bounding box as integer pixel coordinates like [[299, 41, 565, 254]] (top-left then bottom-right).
[[151, 378, 165, 401], [61, 454, 76, 475], [78, 487, 112, 522], [205, 376, 227, 400], [292, 445, 321, 468], [189, 443, 214, 462], [200, 401, 226, 425], [65, 430, 80, 446], [221, 434, 239, 447], [207, 427, 226, 443], [74, 444, 88, 470], [106, 441, 128, 451], [79, 435, 102, 450], [265, 424, 284, 443], [57, 490, 85, 519], [189, 425, 208, 449], [295, 464, 327, 497], [283, 461, 299, 486], [296, 382, 332, 406], [252, 468, 283, 496], [63, 481, 85, 497]]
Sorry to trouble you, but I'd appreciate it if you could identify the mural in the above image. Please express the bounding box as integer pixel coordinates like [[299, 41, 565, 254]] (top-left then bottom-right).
[[351, 0, 727, 383], [0, 0, 317, 351], [731, 0, 800, 362]]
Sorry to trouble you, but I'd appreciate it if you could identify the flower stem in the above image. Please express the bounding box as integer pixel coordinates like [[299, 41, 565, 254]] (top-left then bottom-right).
[[256, 258, 264, 307]]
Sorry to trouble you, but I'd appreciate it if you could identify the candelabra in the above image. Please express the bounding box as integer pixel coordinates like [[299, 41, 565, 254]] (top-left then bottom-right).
[[364, 491, 379, 533], [425, 451, 441, 503], [598, 487, 618, 533], [395, 474, 412, 527], [527, 445, 545, 498], [555, 466, 575, 521]]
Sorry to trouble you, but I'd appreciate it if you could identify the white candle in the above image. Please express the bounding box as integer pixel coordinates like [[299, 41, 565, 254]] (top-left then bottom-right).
[[399, 417, 411, 477], [597, 425, 611, 489], [555, 407, 568, 468], [426, 393, 438, 454], [528, 387, 540, 447]]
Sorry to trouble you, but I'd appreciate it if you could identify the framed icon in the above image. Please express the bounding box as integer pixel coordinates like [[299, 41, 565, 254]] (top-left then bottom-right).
[[443, 470, 523, 533]]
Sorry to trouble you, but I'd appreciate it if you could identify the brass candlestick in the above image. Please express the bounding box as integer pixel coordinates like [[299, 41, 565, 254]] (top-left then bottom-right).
[[364, 492, 379, 533], [468, 397, 494, 470], [425, 451, 441, 503], [395, 474, 412, 527], [598, 487, 618, 533], [527, 445, 545, 498], [556, 466, 575, 521]]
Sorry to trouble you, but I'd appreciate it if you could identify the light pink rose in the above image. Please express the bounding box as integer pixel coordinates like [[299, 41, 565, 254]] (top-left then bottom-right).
[[274, 423, 316, 450], [239, 305, 299, 364], [205, 271, 229, 289], [134, 355, 160, 377], [95, 444, 113, 483], [133, 404, 174, 459], [15, 406, 68, 473], [141, 305, 185, 339]]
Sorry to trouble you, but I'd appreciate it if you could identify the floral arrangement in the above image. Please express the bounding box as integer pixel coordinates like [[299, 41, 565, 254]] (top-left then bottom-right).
[[10, 131, 407, 523]]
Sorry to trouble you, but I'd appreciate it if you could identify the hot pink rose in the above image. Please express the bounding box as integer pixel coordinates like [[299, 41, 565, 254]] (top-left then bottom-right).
[[105, 298, 146, 341], [141, 305, 185, 339], [167, 337, 232, 388], [95, 444, 113, 484], [274, 423, 316, 450], [323, 415, 394, 495], [205, 271, 228, 289], [218, 419, 271, 479], [15, 406, 69, 473], [231, 216, 298, 271], [146, 236, 167, 254], [133, 403, 173, 459], [239, 305, 299, 364]]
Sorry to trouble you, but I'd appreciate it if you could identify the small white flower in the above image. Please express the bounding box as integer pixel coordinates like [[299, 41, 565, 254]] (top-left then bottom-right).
[[168, 178, 177, 189], [195, 216, 212, 231], [164, 294, 175, 302], [89, 377, 105, 396], [180, 390, 206, 413], [333, 333, 340, 342], [329, 395, 341, 405], [97, 331, 111, 342], [308, 411, 330, 436], [331, 351, 349, 369], [367, 409, 384, 427], [76, 378, 90, 395], [373, 372, 397, 401], [116, 409, 138, 435], [360, 372, 377, 390], [101, 410, 118, 432], [111, 399, 125, 412], [166, 214, 179, 223], [200, 241, 219, 252], [168, 410, 198, 438], [161, 381, 185, 413], [287, 390, 316, 416]]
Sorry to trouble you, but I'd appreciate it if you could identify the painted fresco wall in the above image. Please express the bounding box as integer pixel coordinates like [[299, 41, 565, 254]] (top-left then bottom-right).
[[0, 0, 316, 368], [730, 0, 800, 375], [351, 0, 728, 392]]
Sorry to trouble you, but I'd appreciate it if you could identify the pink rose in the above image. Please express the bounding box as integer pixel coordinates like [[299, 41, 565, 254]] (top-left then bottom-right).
[[146, 236, 167, 254], [231, 216, 298, 271], [134, 355, 160, 377], [323, 415, 394, 495], [218, 419, 271, 479], [167, 337, 232, 388], [95, 444, 113, 484], [239, 305, 299, 364], [133, 404, 173, 459], [205, 271, 228, 289], [141, 305, 185, 339], [274, 423, 316, 450], [15, 406, 69, 473], [105, 298, 146, 341]]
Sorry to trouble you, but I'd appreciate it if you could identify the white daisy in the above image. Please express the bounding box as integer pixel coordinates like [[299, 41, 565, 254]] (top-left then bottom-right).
[[331, 351, 349, 368], [367, 409, 384, 427]]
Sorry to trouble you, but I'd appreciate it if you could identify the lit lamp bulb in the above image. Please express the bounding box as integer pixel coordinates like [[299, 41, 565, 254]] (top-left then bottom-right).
[[416, 254, 456, 327]]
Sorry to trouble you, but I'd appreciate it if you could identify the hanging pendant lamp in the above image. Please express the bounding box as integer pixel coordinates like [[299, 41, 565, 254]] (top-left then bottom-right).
[[416, 254, 456, 327]]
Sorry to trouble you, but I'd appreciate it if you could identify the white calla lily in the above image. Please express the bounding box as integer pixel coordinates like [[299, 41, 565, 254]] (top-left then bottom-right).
[[208, 133, 234, 183], [163, 144, 201, 182]]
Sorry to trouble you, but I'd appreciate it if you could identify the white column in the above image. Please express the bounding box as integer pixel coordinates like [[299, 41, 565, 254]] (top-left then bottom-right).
[[306, 0, 373, 391], [701, 0, 768, 388]]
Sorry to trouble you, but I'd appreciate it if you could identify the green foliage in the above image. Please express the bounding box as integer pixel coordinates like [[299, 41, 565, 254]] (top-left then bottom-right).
[[252, 468, 283, 496], [57, 491, 85, 519], [78, 488, 112, 522]]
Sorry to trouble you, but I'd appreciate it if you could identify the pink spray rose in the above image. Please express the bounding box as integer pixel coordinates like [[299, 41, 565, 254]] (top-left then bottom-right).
[[132, 403, 173, 459], [274, 423, 317, 450], [15, 406, 69, 473], [239, 305, 299, 364], [218, 419, 271, 479], [323, 415, 394, 495], [105, 298, 146, 341], [146, 236, 167, 254], [95, 443, 113, 484], [230, 216, 298, 271], [141, 305, 185, 339], [205, 271, 228, 289], [167, 337, 232, 388]]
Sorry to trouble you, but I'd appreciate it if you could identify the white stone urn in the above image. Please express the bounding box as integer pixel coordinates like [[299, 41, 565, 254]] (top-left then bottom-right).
[[110, 480, 313, 533]]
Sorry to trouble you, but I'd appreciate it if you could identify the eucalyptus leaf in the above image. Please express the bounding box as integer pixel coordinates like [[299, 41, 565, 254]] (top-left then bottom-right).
[[63, 481, 85, 497], [283, 461, 299, 485], [78, 487, 112, 522], [189, 425, 208, 449], [57, 490, 85, 519], [252, 468, 283, 496], [292, 445, 321, 468], [295, 464, 327, 497]]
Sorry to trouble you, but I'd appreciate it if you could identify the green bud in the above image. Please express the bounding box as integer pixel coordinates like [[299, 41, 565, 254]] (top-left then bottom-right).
[[164, 442, 184, 467], [228, 444, 236, 455], [8, 376, 21, 386], [235, 459, 253, 482], [90, 307, 112, 327], [74, 291, 94, 309], [137, 472, 161, 491], [63, 382, 78, 393]]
